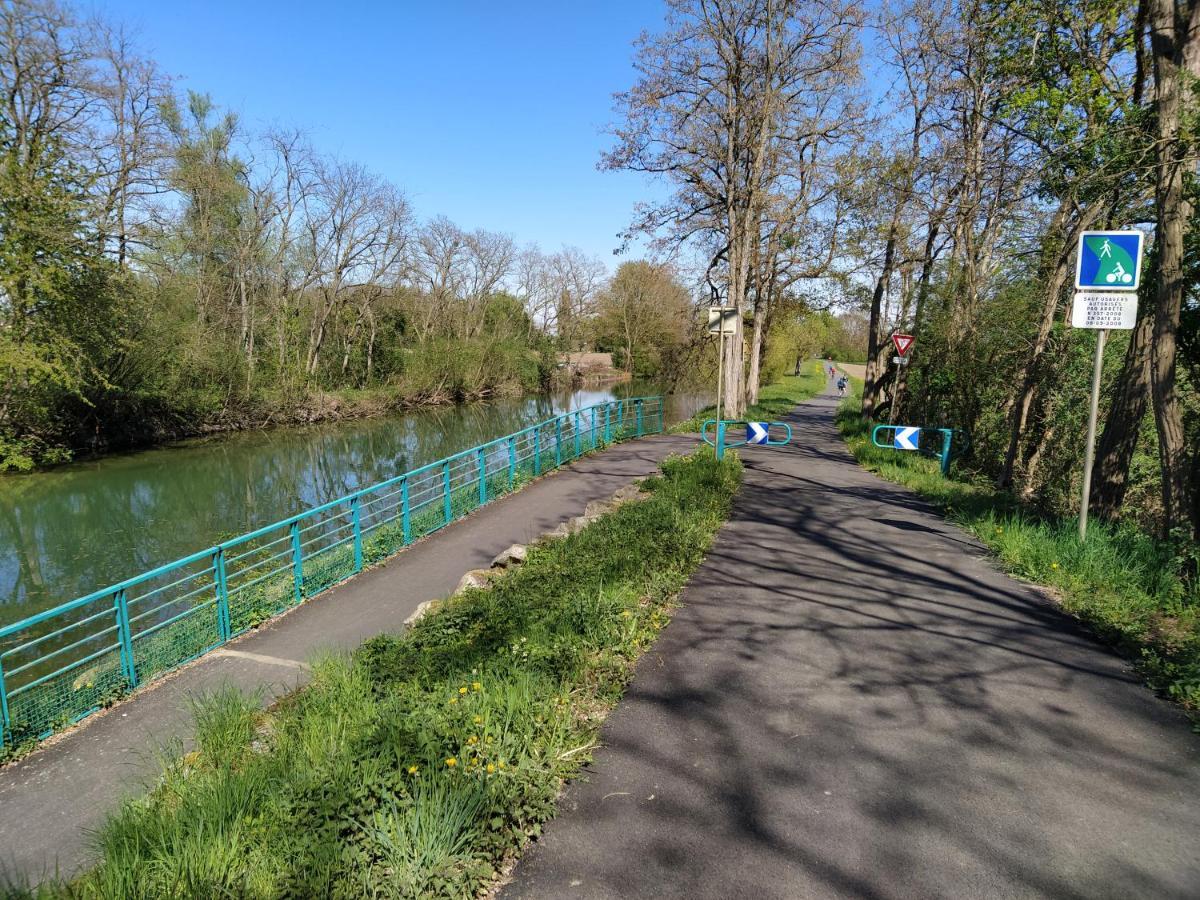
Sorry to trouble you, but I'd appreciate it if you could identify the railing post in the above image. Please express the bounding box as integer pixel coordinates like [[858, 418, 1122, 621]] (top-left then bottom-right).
[[534, 428, 542, 475], [0, 657, 11, 747], [443, 461, 453, 525], [618, 401, 625, 434], [590, 406, 597, 449], [636, 399, 644, 437], [574, 411, 582, 458], [290, 521, 303, 602], [114, 588, 138, 689], [477, 447, 488, 505], [657, 397, 664, 433], [716, 421, 726, 460], [940, 430, 953, 477], [508, 436, 517, 488], [351, 496, 363, 572], [605, 404, 612, 443], [555, 417, 562, 467], [401, 477, 411, 544], [213, 548, 231, 642]]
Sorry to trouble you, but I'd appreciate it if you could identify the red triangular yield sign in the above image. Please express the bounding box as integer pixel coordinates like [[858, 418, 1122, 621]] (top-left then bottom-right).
[[892, 333, 914, 357]]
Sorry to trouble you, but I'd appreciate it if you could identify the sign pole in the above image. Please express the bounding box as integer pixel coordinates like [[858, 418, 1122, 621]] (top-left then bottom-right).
[[715, 329, 724, 427], [1078, 327, 1108, 540]]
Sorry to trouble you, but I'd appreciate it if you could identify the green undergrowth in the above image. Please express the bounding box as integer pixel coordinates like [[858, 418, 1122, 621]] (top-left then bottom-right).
[[9, 447, 741, 899], [836, 391, 1200, 716], [671, 358, 828, 433]]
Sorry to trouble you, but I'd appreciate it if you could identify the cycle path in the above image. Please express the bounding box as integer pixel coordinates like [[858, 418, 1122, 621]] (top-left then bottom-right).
[[0, 432, 696, 884], [505, 385, 1200, 899]]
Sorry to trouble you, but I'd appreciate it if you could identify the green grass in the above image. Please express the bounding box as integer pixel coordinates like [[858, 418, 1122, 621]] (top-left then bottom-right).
[[671, 359, 828, 433], [835, 387, 1200, 716], [11, 446, 741, 899]]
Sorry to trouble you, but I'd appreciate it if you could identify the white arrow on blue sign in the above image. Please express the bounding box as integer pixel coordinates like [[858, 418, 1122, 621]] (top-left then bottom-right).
[[894, 426, 920, 451], [747, 422, 770, 445]]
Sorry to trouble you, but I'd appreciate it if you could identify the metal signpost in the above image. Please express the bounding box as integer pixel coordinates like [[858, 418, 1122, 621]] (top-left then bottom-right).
[[1074, 230, 1144, 540], [708, 307, 738, 426]]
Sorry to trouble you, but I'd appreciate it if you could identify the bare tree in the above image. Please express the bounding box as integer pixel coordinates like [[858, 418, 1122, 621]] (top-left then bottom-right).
[[605, 0, 861, 417]]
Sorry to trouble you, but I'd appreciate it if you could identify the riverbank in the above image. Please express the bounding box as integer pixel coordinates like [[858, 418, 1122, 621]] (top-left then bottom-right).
[[6, 446, 740, 898]]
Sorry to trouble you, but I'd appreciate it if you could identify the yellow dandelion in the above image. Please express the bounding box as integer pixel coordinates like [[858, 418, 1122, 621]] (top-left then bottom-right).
[[407, 765, 419, 774], [1051, 562, 1059, 570], [472, 681, 482, 691], [445, 757, 457, 767], [467, 735, 479, 746], [498, 761, 506, 769], [486, 763, 496, 774], [458, 686, 468, 695], [473, 715, 483, 724], [449, 697, 458, 705], [621, 610, 632, 618]]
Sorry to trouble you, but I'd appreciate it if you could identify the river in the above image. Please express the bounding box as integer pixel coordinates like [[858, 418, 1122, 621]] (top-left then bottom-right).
[[0, 382, 708, 627]]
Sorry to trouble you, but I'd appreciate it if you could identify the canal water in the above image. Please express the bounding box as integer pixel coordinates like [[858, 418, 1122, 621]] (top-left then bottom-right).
[[0, 383, 707, 627]]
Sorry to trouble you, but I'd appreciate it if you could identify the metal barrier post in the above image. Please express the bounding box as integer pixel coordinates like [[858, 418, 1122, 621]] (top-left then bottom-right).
[[618, 401, 625, 432], [534, 428, 542, 475], [350, 496, 363, 572], [604, 405, 612, 443], [508, 437, 517, 488], [213, 548, 231, 641], [290, 522, 303, 602], [477, 448, 487, 505], [658, 399, 664, 433], [574, 411, 582, 457], [591, 406, 597, 448], [442, 461, 452, 524], [0, 658, 11, 746], [940, 430, 953, 476], [114, 588, 137, 689], [636, 400, 644, 436], [400, 477, 411, 543], [716, 421, 727, 459], [555, 417, 562, 467]]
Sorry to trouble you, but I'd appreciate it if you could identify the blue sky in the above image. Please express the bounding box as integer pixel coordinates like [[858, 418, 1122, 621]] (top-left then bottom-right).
[[93, 0, 669, 263]]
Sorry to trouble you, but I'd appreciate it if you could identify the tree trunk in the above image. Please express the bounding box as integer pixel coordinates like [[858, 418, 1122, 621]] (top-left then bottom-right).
[[1091, 304, 1153, 519], [998, 204, 1100, 488], [862, 227, 898, 420], [746, 300, 765, 408], [1147, 0, 1197, 535]]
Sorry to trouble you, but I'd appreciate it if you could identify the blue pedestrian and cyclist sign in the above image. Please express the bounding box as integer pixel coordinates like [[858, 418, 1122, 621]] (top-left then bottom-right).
[[1075, 231, 1144, 292]]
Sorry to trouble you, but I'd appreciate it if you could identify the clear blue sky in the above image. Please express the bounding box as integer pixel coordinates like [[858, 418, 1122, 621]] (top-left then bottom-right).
[[93, 0, 669, 264]]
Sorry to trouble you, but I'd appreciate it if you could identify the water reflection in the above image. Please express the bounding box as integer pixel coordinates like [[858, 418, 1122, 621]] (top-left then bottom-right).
[[0, 384, 706, 624]]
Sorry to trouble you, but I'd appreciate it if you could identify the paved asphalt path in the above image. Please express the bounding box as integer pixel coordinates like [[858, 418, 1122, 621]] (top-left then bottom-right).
[[505, 384, 1200, 899], [0, 433, 695, 884]]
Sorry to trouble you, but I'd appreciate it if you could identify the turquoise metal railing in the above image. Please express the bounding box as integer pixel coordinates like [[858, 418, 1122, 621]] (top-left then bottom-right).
[[0, 396, 665, 750]]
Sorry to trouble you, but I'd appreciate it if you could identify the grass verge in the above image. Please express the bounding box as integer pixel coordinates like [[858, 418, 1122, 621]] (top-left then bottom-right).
[[670, 359, 828, 433], [12, 446, 740, 899], [835, 389, 1200, 716]]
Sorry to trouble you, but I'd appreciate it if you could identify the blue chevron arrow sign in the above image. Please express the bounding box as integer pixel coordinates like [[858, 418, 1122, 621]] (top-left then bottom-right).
[[746, 422, 770, 445], [894, 426, 920, 450]]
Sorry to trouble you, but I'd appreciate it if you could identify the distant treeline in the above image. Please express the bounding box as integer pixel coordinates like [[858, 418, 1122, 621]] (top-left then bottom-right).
[[0, 1, 704, 471]]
